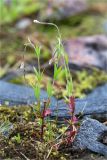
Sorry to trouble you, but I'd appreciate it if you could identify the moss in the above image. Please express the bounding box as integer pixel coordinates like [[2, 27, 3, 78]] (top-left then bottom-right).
[[0, 106, 32, 122], [0, 105, 69, 159], [73, 69, 107, 98], [0, 133, 69, 159], [0, 0, 45, 25], [36, 13, 105, 39], [10, 68, 107, 99]]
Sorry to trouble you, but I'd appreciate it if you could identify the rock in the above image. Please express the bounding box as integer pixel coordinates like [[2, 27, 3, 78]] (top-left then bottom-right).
[[91, 2, 107, 14], [0, 81, 107, 120], [0, 81, 107, 156], [56, 96, 107, 118], [4, 0, 11, 7], [85, 83, 107, 99], [63, 35, 107, 71], [72, 118, 107, 156], [0, 80, 56, 106], [40, 0, 88, 20], [102, 132, 107, 145], [0, 121, 13, 137], [1, 65, 34, 81], [103, 20, 107, 34], [15, 18, 31, 30], [53, 84, 107, 118]]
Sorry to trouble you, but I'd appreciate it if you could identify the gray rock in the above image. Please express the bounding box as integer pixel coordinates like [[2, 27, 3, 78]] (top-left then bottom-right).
[[53, 84, 107, 118], [0, 80, 56, 106], [0, 81, 107, 120], [40, 0, 88, 20], [56, 97, 107, 118], [0, 121, 13, 137], [103, 20, 107, 33], [86, 83, 107, 99], [72, 118, 107, 156], [63, 35, 107, 71], [4, 0, 11, 7], [15, 18, 31, 30]]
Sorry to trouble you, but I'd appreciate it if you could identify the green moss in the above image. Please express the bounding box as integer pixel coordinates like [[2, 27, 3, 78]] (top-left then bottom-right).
[[0, 0, 45, 25], [36, 13, 105, 39], [0, 106, 32, 122], [73, 69, 107, 98], [9, 68, 107, 99], [0, 105, 69, 159]]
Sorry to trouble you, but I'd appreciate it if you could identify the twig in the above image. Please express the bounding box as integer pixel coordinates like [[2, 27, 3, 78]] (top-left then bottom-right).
[[20, 152, 30, 160]]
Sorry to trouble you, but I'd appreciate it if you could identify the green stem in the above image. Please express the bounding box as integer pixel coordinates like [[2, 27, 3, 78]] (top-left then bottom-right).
[[38, 56, 40, 75], [33, 20, 61, 40]]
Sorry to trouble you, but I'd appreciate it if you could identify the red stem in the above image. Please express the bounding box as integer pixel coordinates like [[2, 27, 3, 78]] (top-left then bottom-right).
[[41, 102, 46, 141]]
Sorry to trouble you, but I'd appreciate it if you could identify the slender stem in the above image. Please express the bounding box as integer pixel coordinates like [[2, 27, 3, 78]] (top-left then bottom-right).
[[71, 112, 74, 122], [38, 100, 41, 112], [38, 56, 40, 74], [41, 101, 46, 141], [34, 20, 73, 98], [41, 116, 44, 141], [33, 20, 61, 39]]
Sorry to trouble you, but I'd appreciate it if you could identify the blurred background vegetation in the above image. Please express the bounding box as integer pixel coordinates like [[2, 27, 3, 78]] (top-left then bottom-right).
[[0, 0, 107, 98]]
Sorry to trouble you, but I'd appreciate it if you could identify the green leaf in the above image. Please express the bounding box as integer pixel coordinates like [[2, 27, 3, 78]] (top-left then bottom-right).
[[33, 67, 43, 82], [33, 84, 41, 100], [54, 64, 62, 80], [64, 54, 69, 65], [13, 133, 21, 144], [47, 81, 53, 98], [66, 79, 73, 97], [35, 46, 41, 58]]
